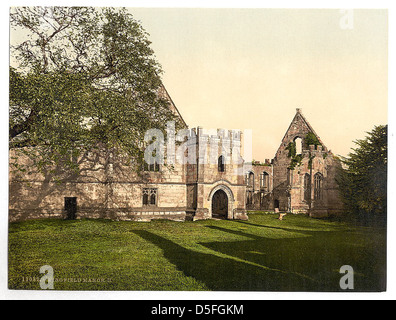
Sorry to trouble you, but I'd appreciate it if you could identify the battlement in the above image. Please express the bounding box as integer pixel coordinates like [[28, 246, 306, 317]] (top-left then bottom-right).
[[195, 127, 242, 142]]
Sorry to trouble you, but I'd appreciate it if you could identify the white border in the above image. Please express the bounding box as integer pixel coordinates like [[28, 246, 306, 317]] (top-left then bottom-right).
[[1, 0, 395, 300]]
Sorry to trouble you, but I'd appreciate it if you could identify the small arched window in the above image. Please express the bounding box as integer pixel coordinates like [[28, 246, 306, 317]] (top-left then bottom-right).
[[314, 172, 323, 200], [260, 172, 270, 191], [247, 172, 254, 190], [294, 137, 303, 155], [218, 155, 225, 172]]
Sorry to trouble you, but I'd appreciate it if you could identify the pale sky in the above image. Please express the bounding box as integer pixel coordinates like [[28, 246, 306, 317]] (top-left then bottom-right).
[[127, 8, 388, 160], [8, 7, 388, 160]]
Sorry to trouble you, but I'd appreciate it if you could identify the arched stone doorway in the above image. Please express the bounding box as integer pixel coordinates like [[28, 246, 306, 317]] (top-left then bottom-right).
[[211, 189, 228, 219], [208, 184, 234, 219]]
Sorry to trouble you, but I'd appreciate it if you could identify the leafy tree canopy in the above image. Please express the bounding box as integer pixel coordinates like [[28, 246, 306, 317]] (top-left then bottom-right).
[[9, 7, 183, 176]]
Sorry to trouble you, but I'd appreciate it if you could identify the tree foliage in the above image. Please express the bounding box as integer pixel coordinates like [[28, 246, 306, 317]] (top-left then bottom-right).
[[286, 140, 303, 170], [305, 132, 321, 149], [286, 141, 297, 158], [337, 125, 387, 222], [9, 7, 183, 176]]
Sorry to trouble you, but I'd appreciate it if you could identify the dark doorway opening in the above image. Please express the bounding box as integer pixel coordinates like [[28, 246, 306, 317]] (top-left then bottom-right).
[[274, 199, 280, 210], [212, 190, 228, 219], [64, 197, 77, 220]]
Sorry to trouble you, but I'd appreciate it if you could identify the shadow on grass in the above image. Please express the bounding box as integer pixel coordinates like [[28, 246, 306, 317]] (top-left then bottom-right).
[[133, 220, 386, 292], [201, 225, 386, 292], [232, 218, 344, 233], [132, 230, 319, 291]]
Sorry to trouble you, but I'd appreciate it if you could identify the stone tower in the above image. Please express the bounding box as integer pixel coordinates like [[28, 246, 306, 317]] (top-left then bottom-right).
[[186, 127, 248, 220]]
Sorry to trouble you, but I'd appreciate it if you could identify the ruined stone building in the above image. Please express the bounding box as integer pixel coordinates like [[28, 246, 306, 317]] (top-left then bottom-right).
[[9, 87, 343, 222], [245, 108, 343, 217]]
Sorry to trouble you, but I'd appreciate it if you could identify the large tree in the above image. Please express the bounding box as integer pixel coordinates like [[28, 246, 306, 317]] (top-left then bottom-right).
[[9, 7, 182, 176], [337, 125, 387, 223]]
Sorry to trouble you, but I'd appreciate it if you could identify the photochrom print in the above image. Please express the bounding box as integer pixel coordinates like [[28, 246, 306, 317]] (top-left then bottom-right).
[[8, 7, 387, 293]]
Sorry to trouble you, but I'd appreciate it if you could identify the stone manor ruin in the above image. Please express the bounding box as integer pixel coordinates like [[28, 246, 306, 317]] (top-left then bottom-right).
[[9, 87, 344, 222]]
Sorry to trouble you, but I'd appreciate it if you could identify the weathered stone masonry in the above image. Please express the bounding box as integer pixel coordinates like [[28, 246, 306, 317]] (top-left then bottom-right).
[[9, 91, 343, 222], [244, 108, 344, 217], [9, 127, 248, 222]]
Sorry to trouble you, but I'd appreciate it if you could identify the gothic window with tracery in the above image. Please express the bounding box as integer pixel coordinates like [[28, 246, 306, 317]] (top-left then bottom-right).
[[143, 188, 158, 206], [314, 173, 323, 200]]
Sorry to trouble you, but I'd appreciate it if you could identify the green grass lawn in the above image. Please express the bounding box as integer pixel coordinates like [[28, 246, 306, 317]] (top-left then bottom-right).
[[8, 213, 386, 292]]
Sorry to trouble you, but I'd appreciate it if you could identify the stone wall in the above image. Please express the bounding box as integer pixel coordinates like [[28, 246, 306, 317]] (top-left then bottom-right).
[[243, 109, 344, 218], [245, 162, 273, 211], [9, 145, 189, 222], [9, 111, 343, 222], [9, 127, 248, 222], [266, 109, 343, 217]]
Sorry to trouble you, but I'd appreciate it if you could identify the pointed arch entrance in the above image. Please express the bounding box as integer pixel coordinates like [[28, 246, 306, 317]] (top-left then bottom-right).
[[211, 189, 228, 219], [208, 184, 235, 219]]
